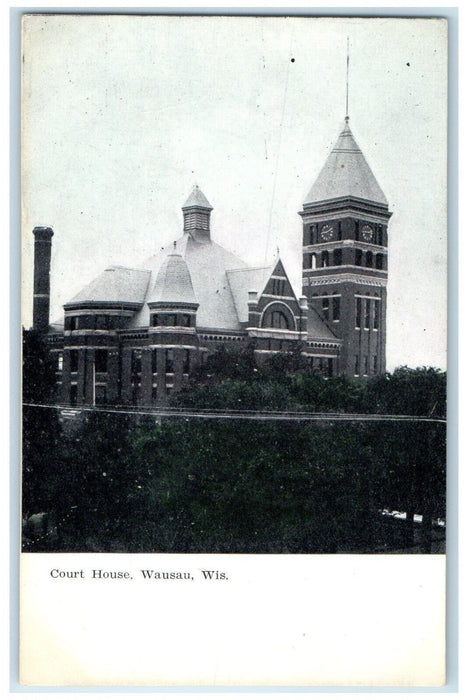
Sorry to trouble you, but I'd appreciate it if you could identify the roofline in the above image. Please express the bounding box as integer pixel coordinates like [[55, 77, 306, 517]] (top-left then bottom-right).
[[63, 301, 143, 311], [225, 265, 272, 274], [301, 195, 389, 211]]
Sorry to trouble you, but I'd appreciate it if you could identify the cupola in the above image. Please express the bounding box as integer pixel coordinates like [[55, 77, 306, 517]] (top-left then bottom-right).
[[182, 185, 213, 243]]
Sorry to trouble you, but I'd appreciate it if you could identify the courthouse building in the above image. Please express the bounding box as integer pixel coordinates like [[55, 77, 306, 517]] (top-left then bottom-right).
[[33, 117, 391, 406]]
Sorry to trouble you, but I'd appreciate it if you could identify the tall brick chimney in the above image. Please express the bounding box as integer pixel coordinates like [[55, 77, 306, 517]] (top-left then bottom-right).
[[32, 226, 54, 333]]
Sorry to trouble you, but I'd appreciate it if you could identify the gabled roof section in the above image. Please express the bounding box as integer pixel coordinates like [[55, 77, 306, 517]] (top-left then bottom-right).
[[148, 252, 197, 306], [304, 119, 388, 207], [66, 266, 151, 307], [226, 264, 274, 323], [182, 185, 213, 210]]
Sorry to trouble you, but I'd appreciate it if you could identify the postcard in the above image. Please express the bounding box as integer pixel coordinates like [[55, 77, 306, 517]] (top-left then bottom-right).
[[20, 14, 447, 686]]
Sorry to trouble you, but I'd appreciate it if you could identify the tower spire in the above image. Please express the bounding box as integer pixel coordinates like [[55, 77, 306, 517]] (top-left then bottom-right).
[[345, 36, 350, 121]]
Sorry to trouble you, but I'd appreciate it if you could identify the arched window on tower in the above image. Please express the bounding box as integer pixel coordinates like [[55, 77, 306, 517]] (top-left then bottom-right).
[[376, 253, 384, 270], [333, 249, 342, 266], [377, 225, 384, 246], [322, 251, 329, 268], [365, 251, 373, 268], [355, 221, 360, 240], [310, 253, 317, 269], [355, 249, 363, 266]]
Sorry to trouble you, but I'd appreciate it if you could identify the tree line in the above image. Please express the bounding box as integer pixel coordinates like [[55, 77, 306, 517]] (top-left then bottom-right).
[[22, 331, 446, 553]]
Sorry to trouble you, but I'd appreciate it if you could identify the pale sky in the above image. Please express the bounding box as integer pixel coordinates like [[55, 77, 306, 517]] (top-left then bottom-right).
[[21, 15, 447, 370]]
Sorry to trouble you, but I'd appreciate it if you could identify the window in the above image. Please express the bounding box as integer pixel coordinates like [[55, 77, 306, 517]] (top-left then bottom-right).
[[95, 349, 108, 373], [322, 298, 330, 321], [95, 315, 108, 330], [262, 308, 291, 330], [377, 225, 384, 246], [322, 251, 329, 268], [272, 279, 286, 296], [309, 253, 317, 270], [95, 385, 107, 406], [70, 350, 79, 373], [354, 355, 360, 375], [332, 297, 340, 321], [273, 310, 289, 328], [364, 356, 369, 375], [355, 298, 362, 328], [70, 384, 78, 406], [355, 220, 360, 240], [165, 349, 174, 374], [337, 221, 342, 240], [57, 352, 63, 371], [309, 224, 316, 244], [333, 249, 342, 266], [183, 350, 190, 374], [152, 349, 157, 373], [376, 253, 384, 270], [327, 358, 333, 378], [355, 249, 362, 266], [374, 300, 380, 329], [131, 350, 142, 375], [373, 355, 378, 374], [365, 251, 373, 268], [365, 299, 371, 329], [181, 314, 192, 327], [65, 316, 79, 331]]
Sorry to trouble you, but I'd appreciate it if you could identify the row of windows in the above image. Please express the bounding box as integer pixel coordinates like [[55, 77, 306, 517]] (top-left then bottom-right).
[[271, 279, 286, 296], [355, 250, 385, 269], [131, 348, 191, 375], [310, 356, 334, 378], [355, 355, 379, 376], [355, 298, 380, 330], [150, 313, 194, 328], [65, 314, 120, 331], [305, 222, 385, 245], [304, 250, 385, 270], [67, 348, 192, 375], [68, 349, 108, 373]]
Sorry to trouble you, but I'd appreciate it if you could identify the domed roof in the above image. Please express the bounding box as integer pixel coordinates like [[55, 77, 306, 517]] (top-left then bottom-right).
[[304, 119, 388, 207], [147, 250, 198, 306]]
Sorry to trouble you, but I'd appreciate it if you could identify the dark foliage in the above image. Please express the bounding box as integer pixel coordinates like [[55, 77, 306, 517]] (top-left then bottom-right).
[[22, 330, 62, 523], [22, 340, 446, 553]]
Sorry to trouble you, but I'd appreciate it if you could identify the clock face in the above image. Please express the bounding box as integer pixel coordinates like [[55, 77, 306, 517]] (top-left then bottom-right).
[[320, 224, 334, 242], [361, 225, 373, 242]]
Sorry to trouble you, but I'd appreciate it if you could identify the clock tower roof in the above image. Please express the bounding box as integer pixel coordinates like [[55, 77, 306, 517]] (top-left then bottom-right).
[[304, 119, 388, 207]]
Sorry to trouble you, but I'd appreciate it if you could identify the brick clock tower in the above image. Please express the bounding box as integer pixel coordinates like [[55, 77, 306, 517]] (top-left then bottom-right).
[[300, 117, 392, 377]]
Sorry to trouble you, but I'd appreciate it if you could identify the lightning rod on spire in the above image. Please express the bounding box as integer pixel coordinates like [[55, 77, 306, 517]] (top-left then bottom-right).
[[345, 36, 350, 122]]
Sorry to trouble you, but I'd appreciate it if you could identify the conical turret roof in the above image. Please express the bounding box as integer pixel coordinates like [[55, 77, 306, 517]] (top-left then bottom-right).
[[182, 185, 213, 210], [304, 119, 387, 206], [148, 250, 198, 306]]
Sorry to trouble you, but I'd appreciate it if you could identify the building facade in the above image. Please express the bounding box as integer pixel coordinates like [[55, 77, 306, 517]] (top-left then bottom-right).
[[35, 118, 391, 406]]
